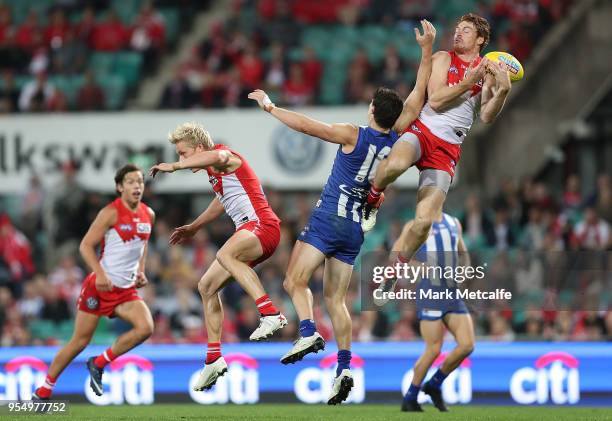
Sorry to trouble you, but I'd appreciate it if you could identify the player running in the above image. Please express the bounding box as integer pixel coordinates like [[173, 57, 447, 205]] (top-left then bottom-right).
[[149, 122, 285, 391], [362, 13, 512, 263], [34, 164, 155, 399], [385, 212, 474, 412], [249, 20, 436, 405]]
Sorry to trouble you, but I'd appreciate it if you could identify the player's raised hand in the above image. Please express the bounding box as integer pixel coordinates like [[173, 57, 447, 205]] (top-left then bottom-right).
[[415, 19, 436, 48], [149, 162, 177, 178], [135, 271, 148, 288], [169, 224, 197, 245], [248, 89, 275, 112], [95, 272, 113, 292]]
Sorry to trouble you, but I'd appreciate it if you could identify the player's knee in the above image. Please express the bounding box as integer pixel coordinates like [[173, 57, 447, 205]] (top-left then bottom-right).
[[136, 320, 154, 341], [426, 341, 443, 357], [283, 272, 308, 295], [413, 214, 434, 237], [198, 278, 214, 299], [458, 340, 475, 357], [71, 336, 91, 352], [323, 293, 344, 310], [215, 250, 232, 269]]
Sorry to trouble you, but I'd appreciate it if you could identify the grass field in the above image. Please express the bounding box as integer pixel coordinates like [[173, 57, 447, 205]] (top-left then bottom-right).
[[5, 404, 612, 421]]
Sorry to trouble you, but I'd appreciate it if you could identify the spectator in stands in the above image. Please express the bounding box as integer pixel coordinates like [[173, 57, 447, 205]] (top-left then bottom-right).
[[0, 71, 19, 112], [263, 42, 287, 101], [344, 49, 372, 103], [238, 44, 264, 90], [159, 69, 194, 109], [301, 45, 322, 93], [77, 70, 105, 110], [91, 9, 128, 51], [377, 45, 404, 90], [130, 1, 166, 69], [573, 207, 610, 250], [587, 174, 612, 223], [282, 62, 314, 106], [74, 6, 96, 45], [48, 255, 84, 311], [487, 205, 516, 250], [460, 193, 493, 248], [20, 175, 45, 247], [39, 280, 71, 324], [44, 9, 71, 49], [42, 160, 87, 257], [16, 10, 43, 52], [18, 71, 55, 112], [51, 30, 88, 75], [562, 174, 582, 215], [0, 214, 35, 290], [17, 279, 43, 322]]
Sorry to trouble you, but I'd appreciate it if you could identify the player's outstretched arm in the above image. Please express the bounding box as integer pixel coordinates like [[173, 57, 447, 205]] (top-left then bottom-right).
[[479, 62, 511, 124], [79, 206, 117, 292], [149, 150, 234, 177], [393, 20, 435, 133], [428, 54, 490, 112], [248, 89, 358, 146], [169, 198, 224, 245]]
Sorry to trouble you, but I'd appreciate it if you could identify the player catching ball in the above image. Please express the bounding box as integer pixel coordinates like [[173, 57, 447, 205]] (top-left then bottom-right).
[[362, 13, 512, 262], [34, 164, 155, 399], [249, 20, 436, 405], [150, 122, 286, 391]]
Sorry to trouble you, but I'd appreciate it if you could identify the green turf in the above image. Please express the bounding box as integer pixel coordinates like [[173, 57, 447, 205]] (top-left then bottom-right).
[[6, 404, 612, 421]]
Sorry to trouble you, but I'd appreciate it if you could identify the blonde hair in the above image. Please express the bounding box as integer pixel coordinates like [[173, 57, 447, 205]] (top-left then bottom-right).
[[168, 122, 214, 149]]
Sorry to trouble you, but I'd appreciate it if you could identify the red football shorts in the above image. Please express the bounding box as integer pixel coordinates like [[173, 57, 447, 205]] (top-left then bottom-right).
[[77, 272, 142, 317], [404, 119, 462, 178], [237, 219, 281, 267]]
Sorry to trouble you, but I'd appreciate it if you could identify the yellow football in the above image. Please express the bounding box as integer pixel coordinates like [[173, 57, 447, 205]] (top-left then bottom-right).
[[484, 51, 524, 82]]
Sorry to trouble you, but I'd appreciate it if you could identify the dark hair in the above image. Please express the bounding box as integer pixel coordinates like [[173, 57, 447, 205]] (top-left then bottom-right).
[[114, 163, 143, 195], [458, 13, 490, 52], [372, 87, 403, 130]]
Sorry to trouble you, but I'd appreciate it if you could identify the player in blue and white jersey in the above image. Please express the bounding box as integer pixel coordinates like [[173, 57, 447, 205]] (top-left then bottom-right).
[[379, 212, 474, 412], [249, 20, 436, 405]]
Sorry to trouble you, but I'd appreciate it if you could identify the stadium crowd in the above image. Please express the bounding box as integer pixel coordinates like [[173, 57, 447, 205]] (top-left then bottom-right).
[[0, 0, 574, 112], [1, 163, 610, 346], [160, 0, 574, 109]]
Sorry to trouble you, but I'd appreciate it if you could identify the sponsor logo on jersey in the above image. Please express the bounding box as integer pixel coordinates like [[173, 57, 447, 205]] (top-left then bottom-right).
[[449, 65, 459, 75], [119, 224, 133, 232], [136, 223, 151, 234], [411, 124, 421, 133]]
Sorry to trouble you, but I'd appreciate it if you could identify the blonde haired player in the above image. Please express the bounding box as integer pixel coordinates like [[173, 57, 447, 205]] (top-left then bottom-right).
[[150, 122, 286, 391], [34, 164, 155, 399]]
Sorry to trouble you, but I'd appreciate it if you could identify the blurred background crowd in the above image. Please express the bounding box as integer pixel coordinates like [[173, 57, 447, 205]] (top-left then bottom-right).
[[1, 167, 610, 347], [0, 0, 610, 348]]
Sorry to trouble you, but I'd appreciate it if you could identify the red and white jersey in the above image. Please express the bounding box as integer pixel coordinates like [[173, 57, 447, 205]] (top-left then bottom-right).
[[99, 198, 152, 288], [418, 51, 483, 145], [206, 144, 280, 229]]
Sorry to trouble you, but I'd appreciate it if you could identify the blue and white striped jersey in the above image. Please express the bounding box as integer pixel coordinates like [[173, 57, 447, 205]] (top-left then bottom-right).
[[316, 126, 398, 223]]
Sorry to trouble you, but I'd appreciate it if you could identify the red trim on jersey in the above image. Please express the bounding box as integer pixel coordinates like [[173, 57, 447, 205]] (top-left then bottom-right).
[[212, 144, 280, 225], [447, 51, 482, 97], [109, 198, 152, 243]]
